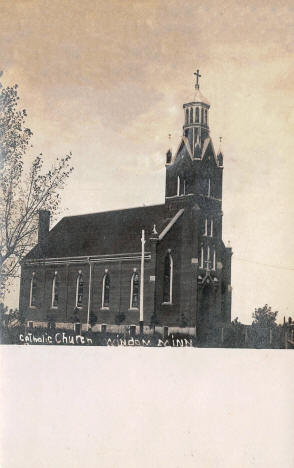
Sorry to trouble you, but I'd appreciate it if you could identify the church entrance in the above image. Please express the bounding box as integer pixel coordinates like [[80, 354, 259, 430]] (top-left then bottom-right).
[[197, 281, 214, 344]]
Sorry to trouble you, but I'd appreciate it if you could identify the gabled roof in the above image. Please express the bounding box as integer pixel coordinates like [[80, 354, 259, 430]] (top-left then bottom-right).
[[201, 137, 219, 165], [26, 203, 184, 260], [171, 135, 193, 164]]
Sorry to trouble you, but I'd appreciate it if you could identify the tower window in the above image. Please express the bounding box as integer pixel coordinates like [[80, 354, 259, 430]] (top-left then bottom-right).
[[208, 178, 211, 197], [183, 179, 187, 195], [200, 246, 204, 269], [76, 272, 84, 307], [205, 109, 208, 124], [130, 272, 140, 309], [212, 248, 216, 270], [102, 272, 110, 308], [29, 273, 37, 308], [185, 108, 189, 124], [190, 107, 193, 124], [201, 108, 204, 123], [51, 272, 59, 308], [206, 246, 210, 271], [195, 107, 199, 123], [210, 219, 213, 237], [204, 218, 208, 236], [177, 176, 180, 196], [163, 252, 173, 303]]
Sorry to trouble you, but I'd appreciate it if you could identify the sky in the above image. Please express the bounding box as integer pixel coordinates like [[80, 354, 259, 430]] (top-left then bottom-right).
[[1, 0, 294, 323]]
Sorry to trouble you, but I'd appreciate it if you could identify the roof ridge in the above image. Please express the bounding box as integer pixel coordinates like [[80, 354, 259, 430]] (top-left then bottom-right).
[[62, 202, 166, 220]]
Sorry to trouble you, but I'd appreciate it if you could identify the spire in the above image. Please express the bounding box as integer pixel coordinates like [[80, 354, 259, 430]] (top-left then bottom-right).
[[217, 136, 224, 167], [183, 69, 210, 156]]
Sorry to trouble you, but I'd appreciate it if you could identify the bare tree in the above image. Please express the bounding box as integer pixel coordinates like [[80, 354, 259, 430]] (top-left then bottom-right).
[[0, 79, 73, 296]]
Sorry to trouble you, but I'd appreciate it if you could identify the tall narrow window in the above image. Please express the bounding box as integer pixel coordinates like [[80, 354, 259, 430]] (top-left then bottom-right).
[[190, 107, 193, 124], [76, 272, 84, 307], [208, 178, 211, 197], [163, 252, 173, 303], [210, 219, 213, 237], [102, 272, 110, 308], [51, 272, 59, 308], [185, 108, 189, 124], [201, 108, 204, 123], [205, 109, 208, 124], [177, 176, 180, 196], [29, 273, 37, 307], [212, 248, 216, 270], [183, 179, 187, 195], [195, 107, 199, 123], [200, 246, 204, 269], [206, 246, 210, 271], [204, 218, 208, 236], [130, 272, 140, 309]]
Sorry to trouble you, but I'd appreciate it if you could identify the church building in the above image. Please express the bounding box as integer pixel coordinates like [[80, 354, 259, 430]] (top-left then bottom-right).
[[19, 72, 233, 339]]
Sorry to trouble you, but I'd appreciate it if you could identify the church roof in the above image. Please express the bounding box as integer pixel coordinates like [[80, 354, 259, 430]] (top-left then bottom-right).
[[26, 204, 182, 259]]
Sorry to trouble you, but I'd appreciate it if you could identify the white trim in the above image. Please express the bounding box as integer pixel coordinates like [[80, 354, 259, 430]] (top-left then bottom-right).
[[200, 246, 204, 268], [24, 252, 151, 266], [208, 178, 211, 197], [158, 209, 184, 241]]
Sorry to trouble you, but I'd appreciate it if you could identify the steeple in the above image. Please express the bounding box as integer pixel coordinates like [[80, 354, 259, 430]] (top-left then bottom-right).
[[183, 69, 210, 158]]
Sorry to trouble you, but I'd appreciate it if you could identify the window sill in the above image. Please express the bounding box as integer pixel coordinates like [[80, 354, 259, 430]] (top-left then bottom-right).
[[50, 306, 58, 310], [29, 306, 36, 309], [100, 307, 109, 311], [161, 302, 173, 306], [128, 308, 139, 311]]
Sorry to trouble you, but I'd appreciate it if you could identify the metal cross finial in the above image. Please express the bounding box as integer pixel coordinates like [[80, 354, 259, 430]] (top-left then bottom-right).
[[219, 136, 223, 143], [168, 133, 171, 141], [194, 69, 201, 89]]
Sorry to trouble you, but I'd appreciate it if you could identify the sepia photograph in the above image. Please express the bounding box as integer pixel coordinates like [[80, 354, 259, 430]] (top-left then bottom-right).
[[0, 0, 293, 466]]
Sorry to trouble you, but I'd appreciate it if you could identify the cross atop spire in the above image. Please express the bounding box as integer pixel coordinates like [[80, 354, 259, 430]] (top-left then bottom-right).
[[194, 69, 201, 89]]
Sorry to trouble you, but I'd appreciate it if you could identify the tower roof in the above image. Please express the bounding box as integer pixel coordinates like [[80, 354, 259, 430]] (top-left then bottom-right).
[[193, 87, 210, 106]]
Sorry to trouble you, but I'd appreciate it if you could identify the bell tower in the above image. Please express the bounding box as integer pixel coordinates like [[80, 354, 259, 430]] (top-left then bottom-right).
[[182, 69, 210, 158]]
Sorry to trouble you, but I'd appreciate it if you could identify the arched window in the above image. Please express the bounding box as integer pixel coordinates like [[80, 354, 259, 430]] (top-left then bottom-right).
[[29, 273, 37, 307], [76, 272, 84, 307], [185, 108, 189, 124], [201, 108, 204, 123], [205, 109, 208, 124], [163, 252, 173, 303], [208, 178, 211, 197], [102, 272, 110, 308], [51, 272, 59, 308], [195, 107, 199, 122], [183, 179, 187, 195], [130, 271, 140, 309], [190, 107, 193, 124]]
